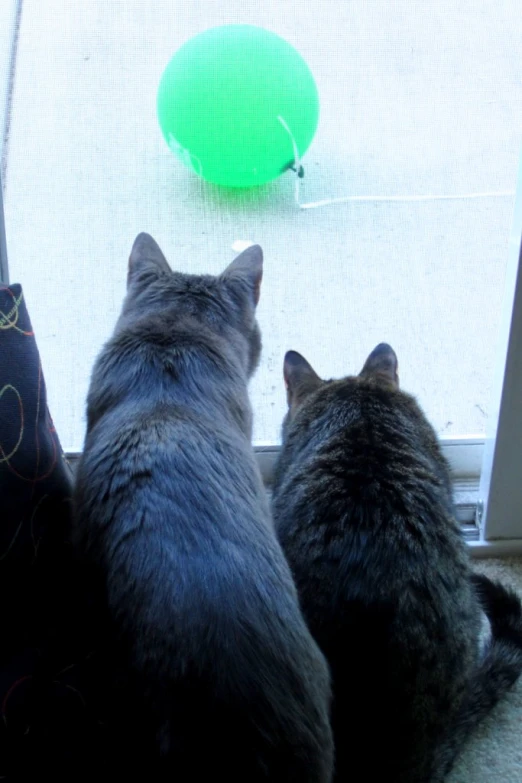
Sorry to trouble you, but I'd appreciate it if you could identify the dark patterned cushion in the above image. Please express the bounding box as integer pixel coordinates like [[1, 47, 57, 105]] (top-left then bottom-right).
[[0, 285, 107, 779], [0, 284, 73, 578]]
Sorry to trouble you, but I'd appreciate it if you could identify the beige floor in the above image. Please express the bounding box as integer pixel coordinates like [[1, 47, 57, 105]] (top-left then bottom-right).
[[2, 1, 522, 451]]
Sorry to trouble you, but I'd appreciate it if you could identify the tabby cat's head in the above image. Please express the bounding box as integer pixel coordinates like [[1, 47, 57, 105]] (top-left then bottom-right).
[[283, 343, 399, 423], [278, 342, 453, 520], [117, 233, 263, 378]]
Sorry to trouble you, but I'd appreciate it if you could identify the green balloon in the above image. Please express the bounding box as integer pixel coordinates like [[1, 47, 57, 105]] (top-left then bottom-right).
[[157, 25, 319, 188]]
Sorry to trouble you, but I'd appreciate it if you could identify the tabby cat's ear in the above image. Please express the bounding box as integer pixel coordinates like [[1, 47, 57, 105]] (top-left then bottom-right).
[[283, 351, 323, 411], [359, 343, 399, 388], [128, 232, 172, 286], [222, 245, 263, 307]]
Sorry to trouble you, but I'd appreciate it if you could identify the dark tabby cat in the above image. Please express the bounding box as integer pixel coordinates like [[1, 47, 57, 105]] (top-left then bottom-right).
[[72, 234, 333, 781], [271, 342, 522, 783]]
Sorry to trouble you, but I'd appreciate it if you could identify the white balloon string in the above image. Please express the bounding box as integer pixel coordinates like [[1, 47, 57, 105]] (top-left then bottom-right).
[[300, 191, 515, 209], [168, 133, 203, 177], [277, 115, 302, 205], [276, 121, 515, 211]]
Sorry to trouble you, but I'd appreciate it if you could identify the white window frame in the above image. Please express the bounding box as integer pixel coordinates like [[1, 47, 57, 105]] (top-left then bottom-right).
[[471, 150, 522, 557], [0, 176, 8, 283]]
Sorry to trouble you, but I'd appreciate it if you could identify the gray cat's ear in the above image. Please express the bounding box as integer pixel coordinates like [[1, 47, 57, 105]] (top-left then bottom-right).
[[128, 232, 172, 285], [222, 245, 263, 306], [284, 350, 323, 411], [359, 343, 399, 388]]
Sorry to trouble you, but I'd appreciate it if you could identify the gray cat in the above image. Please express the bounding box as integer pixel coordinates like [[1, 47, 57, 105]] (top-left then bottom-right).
[[72, 234, 333, 781], [271, 342, 522, 783]]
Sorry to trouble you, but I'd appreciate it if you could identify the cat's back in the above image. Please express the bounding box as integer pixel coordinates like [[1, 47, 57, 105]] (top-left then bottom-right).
[[77, 369, 265, 553], [75, 326, 300, 660], [275, 376, 461, 558], [274, 376, 477, 644]]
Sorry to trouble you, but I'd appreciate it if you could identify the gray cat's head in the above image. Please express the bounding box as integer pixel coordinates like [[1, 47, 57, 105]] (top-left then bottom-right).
[[282, 343, 399, 432], [117, 232, 263, 378]]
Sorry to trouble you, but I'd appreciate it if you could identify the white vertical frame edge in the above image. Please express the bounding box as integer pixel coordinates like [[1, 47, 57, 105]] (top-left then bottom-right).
[[479, 151, 522, 541], [0, 173, 8, 283]]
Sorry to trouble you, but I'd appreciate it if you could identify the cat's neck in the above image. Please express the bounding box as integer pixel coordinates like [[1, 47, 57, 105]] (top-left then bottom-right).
[[88, 317, 254, 439]]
